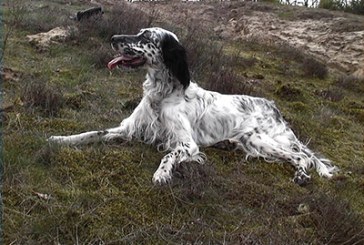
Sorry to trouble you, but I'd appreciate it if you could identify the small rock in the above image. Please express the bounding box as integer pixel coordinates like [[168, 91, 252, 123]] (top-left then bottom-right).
[[27, 26, 73, 51], [298, 203, 310, 214]]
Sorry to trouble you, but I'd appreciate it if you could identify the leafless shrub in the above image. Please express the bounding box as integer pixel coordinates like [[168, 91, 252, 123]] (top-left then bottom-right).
[[336, 75, 364, 93], [21, 79, 64, 116], [275, 84, 304, 101], [180, 26, 221, 80], [249, 2, 280, 12], [179, 23, 256, 95], [302, 57, 328, 79], [71, 3, 156, 68], [14, 4, 72, 33], [87, 44, 113, 69], [296, 9, 334, 20], [207, 68, 254, 95], [74, 3, 156, 43], [276, 43, 306, 63], [264, 42, 328, 79], [2, 0, 26, 62], [331, 18, 364, 32], [299, 194, 364, 244]]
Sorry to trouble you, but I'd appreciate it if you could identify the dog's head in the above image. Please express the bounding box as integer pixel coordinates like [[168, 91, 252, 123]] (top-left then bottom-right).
[[108, 27, 190, 88]]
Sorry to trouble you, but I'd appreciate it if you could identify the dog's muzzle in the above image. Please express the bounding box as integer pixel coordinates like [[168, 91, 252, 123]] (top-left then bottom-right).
[[108, 35, 146, 70]]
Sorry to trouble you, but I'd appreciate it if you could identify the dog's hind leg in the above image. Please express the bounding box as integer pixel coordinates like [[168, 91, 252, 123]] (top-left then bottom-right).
[[237, 127, 337, 185], [152, 140, 204, 184]]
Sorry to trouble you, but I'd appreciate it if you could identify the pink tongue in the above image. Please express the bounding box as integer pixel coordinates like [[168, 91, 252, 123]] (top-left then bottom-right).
[[107, 57, 124, 70]]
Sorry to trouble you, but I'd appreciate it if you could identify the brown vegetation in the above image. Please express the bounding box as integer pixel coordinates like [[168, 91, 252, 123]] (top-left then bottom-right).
[[3, 1, 364, 244]]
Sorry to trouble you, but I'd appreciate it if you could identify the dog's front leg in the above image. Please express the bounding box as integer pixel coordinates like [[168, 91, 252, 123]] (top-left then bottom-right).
[[47, 124, 131, 146], [48, 98, 150, 146], [152, 141, 204, 184]]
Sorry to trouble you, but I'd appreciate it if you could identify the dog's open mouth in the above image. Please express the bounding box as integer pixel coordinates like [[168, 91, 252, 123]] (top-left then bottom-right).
[[107, 54, 146, 70]]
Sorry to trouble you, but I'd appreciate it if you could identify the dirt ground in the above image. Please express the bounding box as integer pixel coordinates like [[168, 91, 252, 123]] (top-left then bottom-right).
[[26, 1, 364, 75], [129, 1, 364, 76]]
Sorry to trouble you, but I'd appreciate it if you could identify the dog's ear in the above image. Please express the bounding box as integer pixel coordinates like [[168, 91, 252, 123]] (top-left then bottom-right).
[[161, 34, 190, 89]]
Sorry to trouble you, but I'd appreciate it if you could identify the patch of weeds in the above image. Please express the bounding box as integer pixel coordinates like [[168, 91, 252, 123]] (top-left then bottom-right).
[[73, 2, 155, 44], [36, 144, 61, 167], [302, 57, 327, 79], [250, 1, 280, 12], [69, 3, 156, 68], [206, 68, 254, 95], [350, 109, 364, 122], [244, 40, 327, 79], [172, 162, 216, 202], [289, 101, 310, 113], [294, 193, 364, 244], [277, 11, 295, 20], [10, 2, 73, 33], [64, 92, 84, 110], [275, 43, 306, 63], [21, 78, 64, 117], [344, 100, 364, 123], [314, 87, 344, 102], [180, 25, 222, 80], [313, 105, 348, 130], [296, 9, 334, 20], [86, 44, 113, 69], [331, 18, 364, 33], [336, 75, 364, 93], [180, 22, 257, 95], [275, 84, 304, 102]]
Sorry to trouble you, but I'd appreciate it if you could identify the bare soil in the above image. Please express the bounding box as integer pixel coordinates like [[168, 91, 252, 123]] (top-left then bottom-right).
[[132, 1, 364, 75]]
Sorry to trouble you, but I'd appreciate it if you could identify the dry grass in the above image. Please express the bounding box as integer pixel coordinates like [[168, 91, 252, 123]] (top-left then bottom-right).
[[21, 79, 64, 117], [3, 1, 364, 244], [302, 57, 328, 79], [70, 3, 157, 68], [336, 74, 364, 93], [7, 2, 73, 33], [180, 22, 257, 95], [73, 2, 157, 42], [292, 193, 364, 244]]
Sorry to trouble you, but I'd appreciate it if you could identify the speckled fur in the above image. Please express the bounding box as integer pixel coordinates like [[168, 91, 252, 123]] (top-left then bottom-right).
[[48, 28, 338, 185]]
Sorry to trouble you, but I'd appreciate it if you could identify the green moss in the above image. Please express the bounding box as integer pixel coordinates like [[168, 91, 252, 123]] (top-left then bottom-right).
[[3, 1, 364, 244]]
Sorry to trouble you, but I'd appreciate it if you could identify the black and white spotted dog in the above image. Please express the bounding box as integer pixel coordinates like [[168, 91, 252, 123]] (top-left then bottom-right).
[[48, 27, 338, 185]]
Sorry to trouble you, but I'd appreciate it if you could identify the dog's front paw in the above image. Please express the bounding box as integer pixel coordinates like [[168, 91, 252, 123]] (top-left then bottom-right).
[[48, 136, 62, 143], [152, 169, 172, 185], [47, 136, 69, 145]]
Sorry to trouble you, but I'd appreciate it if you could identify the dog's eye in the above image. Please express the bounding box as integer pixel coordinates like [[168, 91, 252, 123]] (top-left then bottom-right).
[[142, 30, 152, 39]]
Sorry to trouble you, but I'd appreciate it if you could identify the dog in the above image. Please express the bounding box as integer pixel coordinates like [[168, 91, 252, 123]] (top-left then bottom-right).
[[48, 27, 338, 185]]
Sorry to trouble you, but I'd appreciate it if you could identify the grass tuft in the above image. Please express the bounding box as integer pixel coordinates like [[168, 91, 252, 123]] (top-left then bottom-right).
[[275, 84, 304, 101], [172, 162, 216, 202], [336, 74, 364, 93], [296, 193, 364, 244], [73, 2, 155, 43], [302, 57, 328, 79], [21, 79, 64, 117], [207, 68, 254, 95]]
